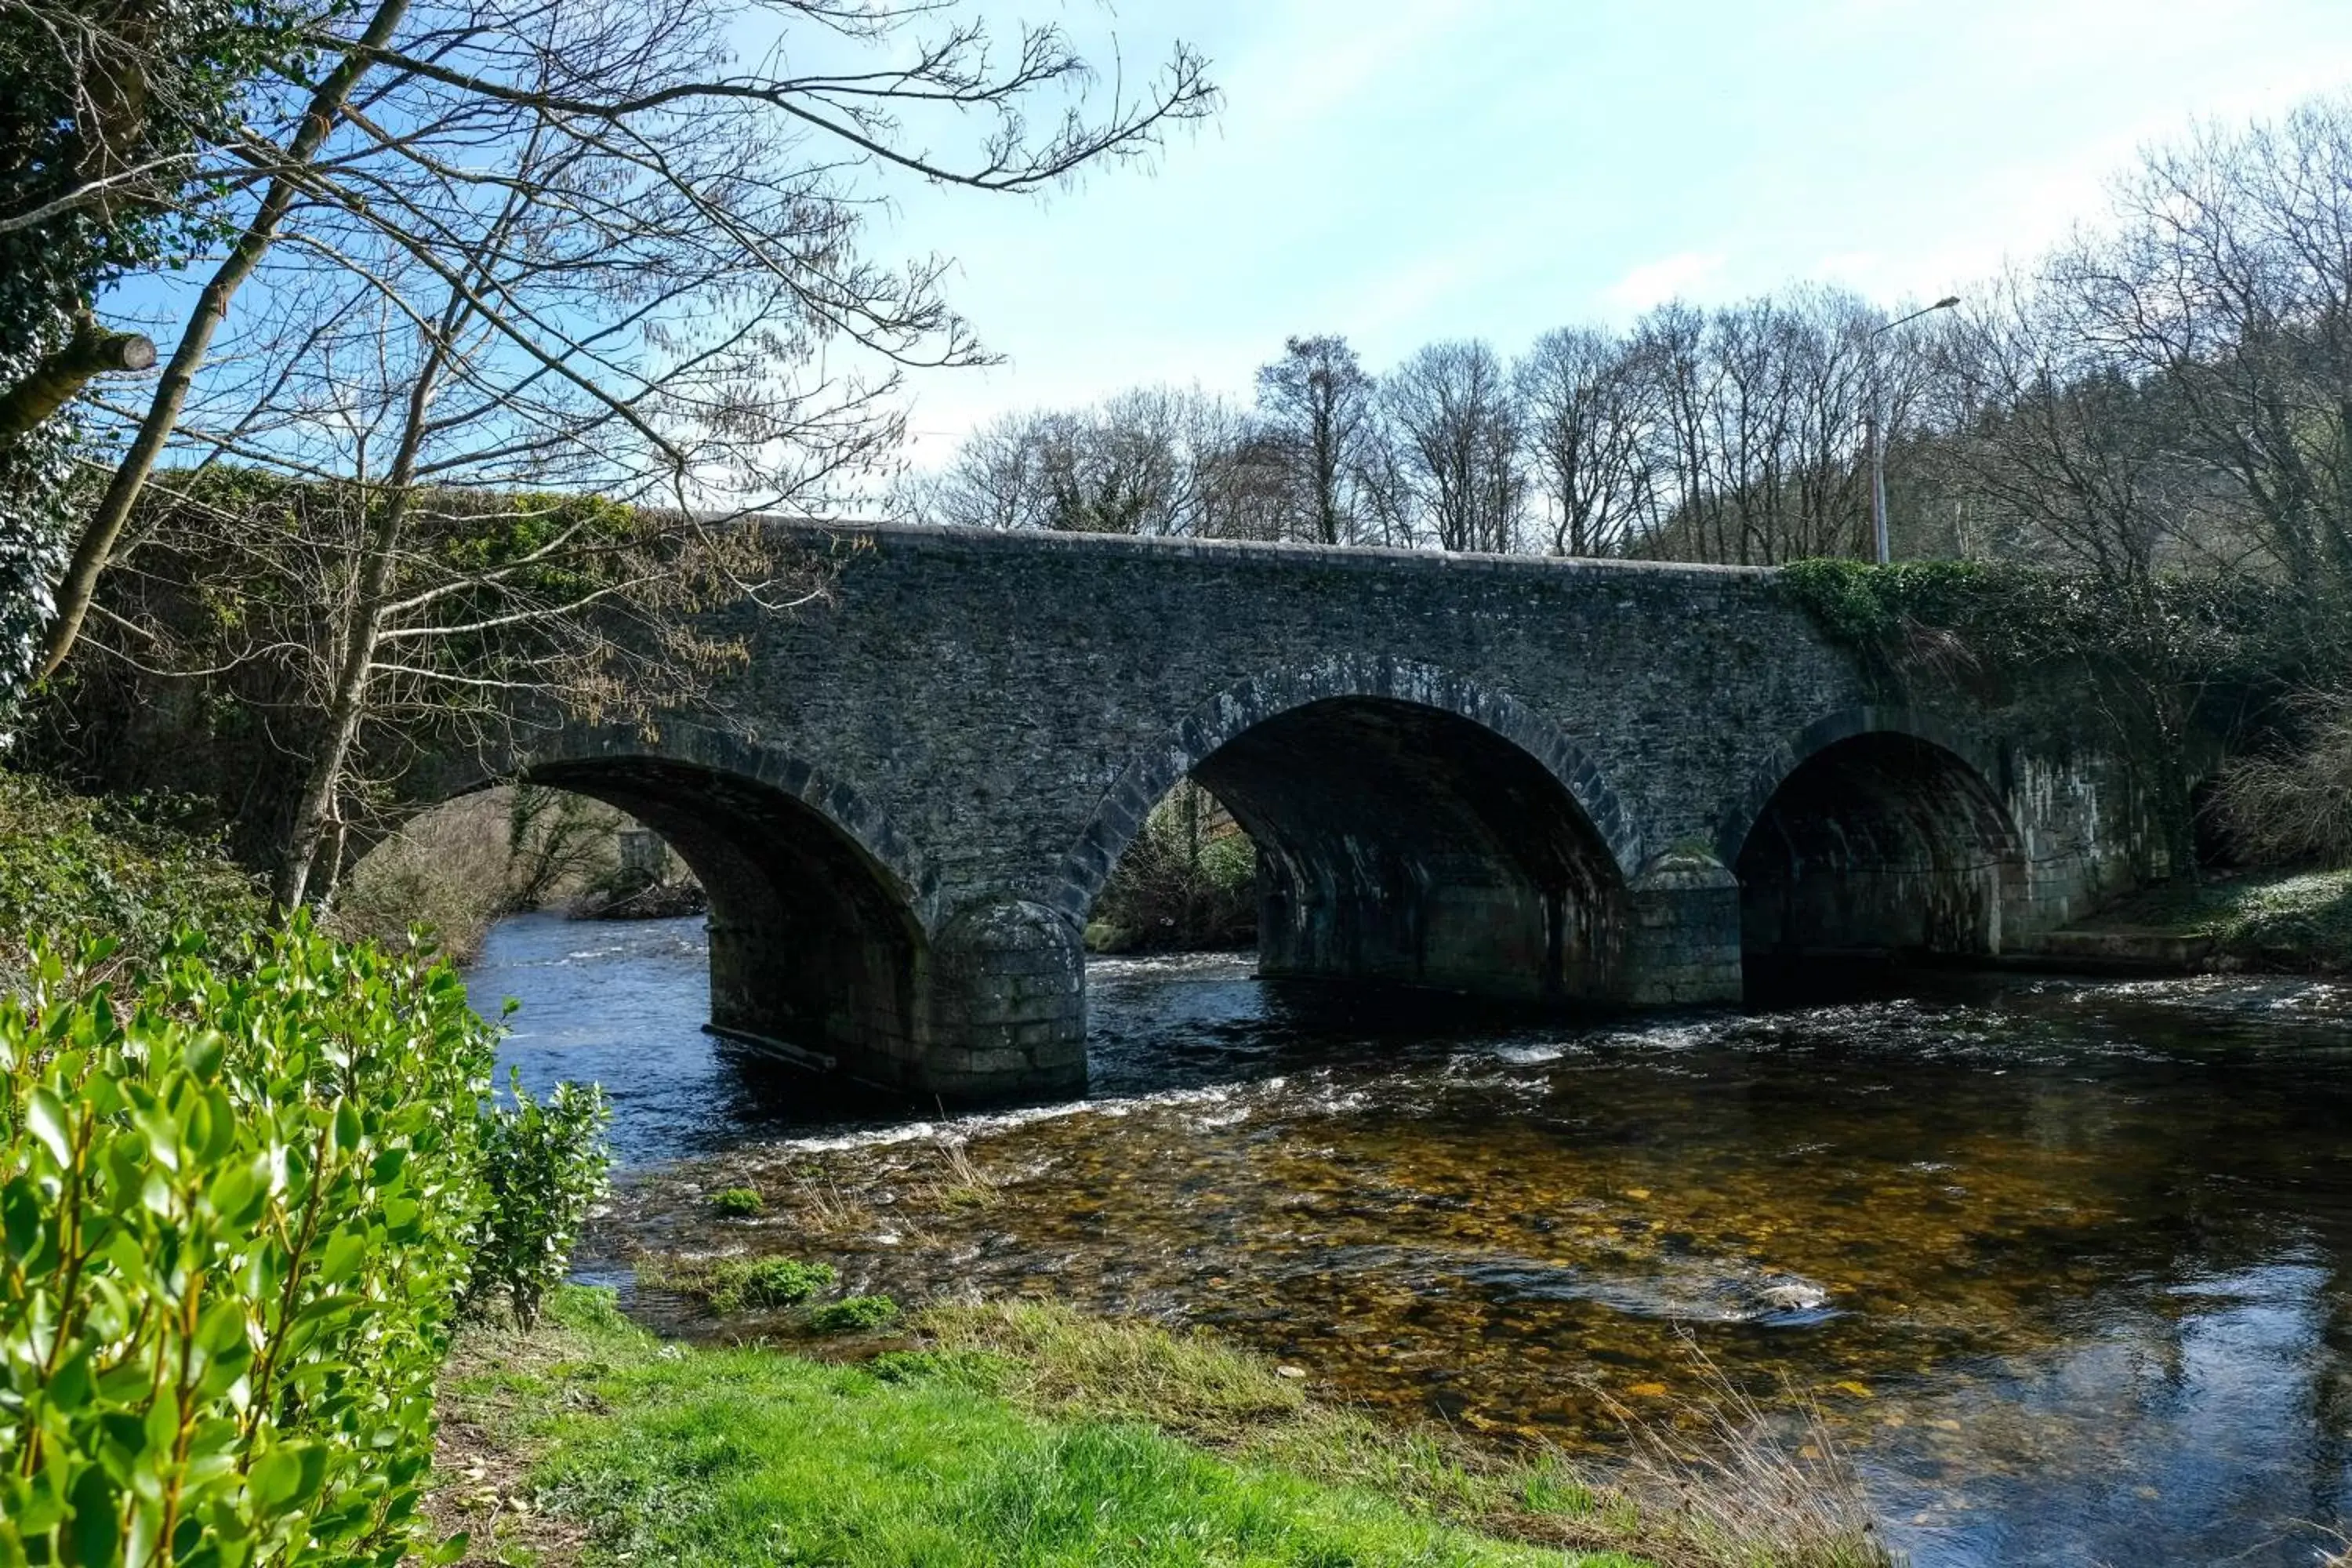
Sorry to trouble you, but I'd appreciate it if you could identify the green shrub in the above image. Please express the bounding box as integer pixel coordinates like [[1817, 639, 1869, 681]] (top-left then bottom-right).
[[463, 1073, 612, 1329], [0, 922, 495, 1566], [710, 1185, 764, 1218], [1091, 780, 1258, 952], [809, 1294, 901, 1334]]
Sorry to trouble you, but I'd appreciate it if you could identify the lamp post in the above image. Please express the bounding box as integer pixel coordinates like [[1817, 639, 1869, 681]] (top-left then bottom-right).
[[1868, 295, 1961, 564]]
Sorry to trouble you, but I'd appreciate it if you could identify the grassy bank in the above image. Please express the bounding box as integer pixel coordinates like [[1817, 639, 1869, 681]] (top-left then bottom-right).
[[434, 1289, 1893, 1568], [2073, 866, 2352, 971]]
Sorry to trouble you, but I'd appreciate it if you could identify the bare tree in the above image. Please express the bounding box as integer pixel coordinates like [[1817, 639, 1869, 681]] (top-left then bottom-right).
[[1934, 272, 2194, 588], [38, 0, 1215, 680], [898, 412, 1051, 530], [1610, 290, 1903, 564], [1622, 303, 1717, 557], [2058, 96, 2352, 593], [1514, 325, 1652, 557], [910, 386, 1270, 539], [1348, 405, 1419, 550], [1381, 339, 1523, 552], [1254, 335, 1372, 543]]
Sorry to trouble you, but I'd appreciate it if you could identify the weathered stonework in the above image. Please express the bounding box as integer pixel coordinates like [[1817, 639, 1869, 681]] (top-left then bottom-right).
[[926, 899, 1088, 1099], [1624, 850, 1744, 1007], [390, 523, 2157, 1103]]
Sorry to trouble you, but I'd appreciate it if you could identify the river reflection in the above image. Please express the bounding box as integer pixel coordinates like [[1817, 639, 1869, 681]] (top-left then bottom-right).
[[470, 911, 2352, 1568]]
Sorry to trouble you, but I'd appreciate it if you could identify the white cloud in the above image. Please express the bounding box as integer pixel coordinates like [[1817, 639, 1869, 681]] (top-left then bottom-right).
[[1601, 252, 1728, 314]]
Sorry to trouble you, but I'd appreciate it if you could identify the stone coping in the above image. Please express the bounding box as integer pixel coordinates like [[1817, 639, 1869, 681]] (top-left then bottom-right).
[[700, 514, 1779, 584]]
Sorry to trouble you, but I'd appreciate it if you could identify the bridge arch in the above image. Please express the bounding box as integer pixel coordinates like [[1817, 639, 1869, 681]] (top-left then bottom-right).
[[437, 724, 941, 1088], [1722, 706, 2028, 978], [1051, 659, 1647, 1005]]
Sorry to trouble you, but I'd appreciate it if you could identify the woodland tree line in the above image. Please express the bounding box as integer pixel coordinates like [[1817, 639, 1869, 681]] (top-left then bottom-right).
[[906, 99, 2352, 614], [906, 98, 2352, 877]]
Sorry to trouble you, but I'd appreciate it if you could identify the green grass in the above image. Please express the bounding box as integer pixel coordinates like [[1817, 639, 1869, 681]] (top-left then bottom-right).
[[808, 1292, 899, 1333], [448, 1288, 1639, 1568], [2082, 866, 2352, 967], [913, 1301, 1584, 1537]]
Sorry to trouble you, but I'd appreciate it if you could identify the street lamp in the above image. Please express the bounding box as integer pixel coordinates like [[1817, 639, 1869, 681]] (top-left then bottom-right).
[[1867, 295, 1961, 564]]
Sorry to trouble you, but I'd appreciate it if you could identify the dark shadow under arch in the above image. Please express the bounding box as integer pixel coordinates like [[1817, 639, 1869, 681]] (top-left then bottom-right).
[[422, 726, 935, 1081], [519, 754, 926, 1073], [1053, 659, 1642, 921], [1059, 666, 1641, 1006], [1731, 725, 2025, 982]]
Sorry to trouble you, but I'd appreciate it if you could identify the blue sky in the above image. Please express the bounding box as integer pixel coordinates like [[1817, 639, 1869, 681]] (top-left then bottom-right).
[[873, 0, 2352, 461]]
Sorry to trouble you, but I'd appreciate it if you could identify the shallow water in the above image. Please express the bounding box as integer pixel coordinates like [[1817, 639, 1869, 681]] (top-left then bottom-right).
[[470, 911, 2352, 1568]]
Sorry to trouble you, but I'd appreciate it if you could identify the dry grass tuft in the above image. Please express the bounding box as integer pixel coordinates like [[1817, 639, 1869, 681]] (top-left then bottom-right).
[[2208, 689, 2352, 866], [920, 1298, 1308, 1438], [927, 1137, 1006, 1211], [330, 790, 517, 964], [779, 1166, 884, 1238], [1605, 1334, 1894, 1568]]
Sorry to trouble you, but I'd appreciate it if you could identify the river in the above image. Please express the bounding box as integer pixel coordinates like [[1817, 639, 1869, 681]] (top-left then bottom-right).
[[469, 909, 2352, 1568]]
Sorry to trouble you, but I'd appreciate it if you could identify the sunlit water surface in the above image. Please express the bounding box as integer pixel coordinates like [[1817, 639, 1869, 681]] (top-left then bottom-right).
[[470, 910, 2352, 1568]]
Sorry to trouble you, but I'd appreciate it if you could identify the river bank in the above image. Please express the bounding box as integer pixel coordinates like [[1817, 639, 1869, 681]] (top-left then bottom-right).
[[475, 915, 2352, 1567], [8, 777, 2350, 1566], [430, 1285, 1889, 1567], [2015, 865, 2352, 974]]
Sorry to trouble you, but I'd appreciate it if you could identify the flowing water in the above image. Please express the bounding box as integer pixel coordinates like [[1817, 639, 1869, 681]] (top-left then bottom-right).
[[470, 910, 2352, 1568]]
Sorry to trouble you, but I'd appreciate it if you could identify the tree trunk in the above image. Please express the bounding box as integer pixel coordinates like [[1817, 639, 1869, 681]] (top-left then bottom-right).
[[0, 314, 154, 437], [36, 0, 412, 683], [273, 319, 448, 909], [273, 492, 408, 909]]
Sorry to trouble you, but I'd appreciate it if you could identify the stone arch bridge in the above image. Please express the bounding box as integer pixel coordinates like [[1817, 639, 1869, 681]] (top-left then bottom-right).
[[421, 523, 2148, 1103]]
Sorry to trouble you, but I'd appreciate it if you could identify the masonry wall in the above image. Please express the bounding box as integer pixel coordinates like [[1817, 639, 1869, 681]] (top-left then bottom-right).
[[64, 521, 2164, 1102], [687, 524, 2142, 924]]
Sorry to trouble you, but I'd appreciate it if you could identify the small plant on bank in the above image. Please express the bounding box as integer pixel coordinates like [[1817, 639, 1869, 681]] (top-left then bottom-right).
[[646, 1254, 838, 1312], [463, 1073, 613, 1329], [809, 1294, 901, 1334], [1518, 1459, 1600, 1518], [710, 1185, 764, 1217]]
